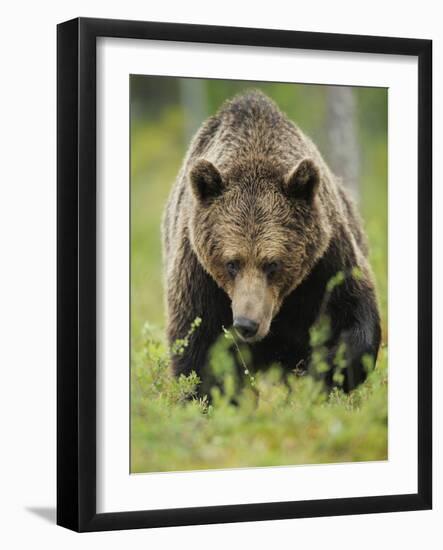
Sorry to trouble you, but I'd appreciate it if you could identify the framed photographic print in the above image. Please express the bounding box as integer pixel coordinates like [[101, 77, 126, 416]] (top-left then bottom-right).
[[57, 17, 432, 531]]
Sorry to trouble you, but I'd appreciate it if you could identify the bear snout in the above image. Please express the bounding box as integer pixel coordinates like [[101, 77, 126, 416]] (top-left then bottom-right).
[[233, 317, 259, 340]]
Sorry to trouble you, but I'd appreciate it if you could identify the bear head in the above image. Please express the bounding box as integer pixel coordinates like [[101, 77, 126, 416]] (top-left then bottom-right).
[[188, 157, 332, 342]]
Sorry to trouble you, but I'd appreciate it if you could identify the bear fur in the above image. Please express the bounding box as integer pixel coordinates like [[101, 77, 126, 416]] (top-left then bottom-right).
[[162, 90, 381, 393]]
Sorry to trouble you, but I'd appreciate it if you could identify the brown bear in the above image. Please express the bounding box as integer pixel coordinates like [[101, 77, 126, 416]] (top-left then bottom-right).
[[162, 90, 381, 393]]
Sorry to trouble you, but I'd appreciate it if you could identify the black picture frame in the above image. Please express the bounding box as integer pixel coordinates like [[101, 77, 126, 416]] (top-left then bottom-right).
[[57, 17, 432, 532]]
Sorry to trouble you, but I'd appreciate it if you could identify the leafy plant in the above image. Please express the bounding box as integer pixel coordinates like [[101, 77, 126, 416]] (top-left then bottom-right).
[[131, 314, 387, 473]]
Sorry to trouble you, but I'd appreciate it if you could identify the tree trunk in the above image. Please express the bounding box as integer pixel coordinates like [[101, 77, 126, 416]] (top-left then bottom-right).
[[326, 86, 360, 201], [180, 79, 208, 144]]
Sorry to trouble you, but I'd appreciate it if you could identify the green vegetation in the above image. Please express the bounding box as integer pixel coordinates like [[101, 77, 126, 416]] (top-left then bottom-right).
[[130, 77, 388, 473], [131, 321, 387, 472]]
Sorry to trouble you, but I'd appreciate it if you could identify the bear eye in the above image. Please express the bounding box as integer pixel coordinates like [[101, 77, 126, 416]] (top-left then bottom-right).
[[263, 261, 280, 277], [226, 260, 240, 278]]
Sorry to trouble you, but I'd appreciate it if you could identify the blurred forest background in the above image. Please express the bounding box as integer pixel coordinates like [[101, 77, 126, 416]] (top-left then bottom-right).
[[130, 76, 388, 473], [131, 76, 388, 344]]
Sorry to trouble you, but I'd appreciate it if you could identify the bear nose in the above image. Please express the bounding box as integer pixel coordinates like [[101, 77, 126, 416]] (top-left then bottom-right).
[[233, 317, 259, 339]]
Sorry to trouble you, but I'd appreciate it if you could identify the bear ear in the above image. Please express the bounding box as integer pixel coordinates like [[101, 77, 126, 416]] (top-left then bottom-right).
[[283, 158, 320, 201], [189, 159, 224, 204]]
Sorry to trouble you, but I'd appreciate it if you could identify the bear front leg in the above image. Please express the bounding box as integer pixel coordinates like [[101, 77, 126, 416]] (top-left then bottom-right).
[[168, 309, 229, 397], [325, 318, 381, 392], [168, 319, 212, 379], [165, 247, 232, 394], [313, 284, 382, 392]]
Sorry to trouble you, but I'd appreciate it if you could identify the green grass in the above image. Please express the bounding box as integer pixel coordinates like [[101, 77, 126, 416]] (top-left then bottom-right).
[[130, 81, 388, 473], [131, 324, 387, 473]]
